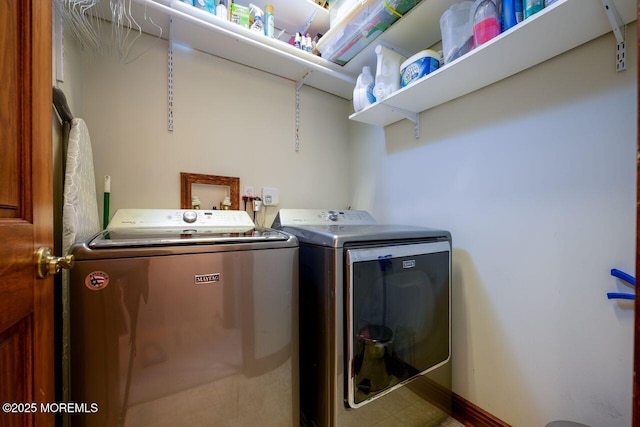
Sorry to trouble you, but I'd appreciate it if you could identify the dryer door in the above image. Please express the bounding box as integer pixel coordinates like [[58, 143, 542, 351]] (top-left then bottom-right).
[[345, 241, 451, 408]]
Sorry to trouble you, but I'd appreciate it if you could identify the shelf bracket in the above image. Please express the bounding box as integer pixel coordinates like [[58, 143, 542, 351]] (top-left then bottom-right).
[[296, 70, 313, 91], [601, 0, 626, 72], [295, 71, 313, 152], [384, 104, 420, 139]]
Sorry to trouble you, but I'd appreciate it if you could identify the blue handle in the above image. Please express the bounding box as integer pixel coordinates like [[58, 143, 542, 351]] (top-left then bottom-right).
[[378, 254, 392, 271], [611, 268, 635, 286], [607, 292, 635, 300]]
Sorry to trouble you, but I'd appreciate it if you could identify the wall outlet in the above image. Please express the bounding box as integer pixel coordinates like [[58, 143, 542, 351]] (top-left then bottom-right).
[[243, 186, 255, 198], [262, 187, 279, 206]]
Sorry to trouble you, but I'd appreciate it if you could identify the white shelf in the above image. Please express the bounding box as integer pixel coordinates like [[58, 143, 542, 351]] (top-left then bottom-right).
[[94, 0, 357, 98], [349, 0, 637, 127]]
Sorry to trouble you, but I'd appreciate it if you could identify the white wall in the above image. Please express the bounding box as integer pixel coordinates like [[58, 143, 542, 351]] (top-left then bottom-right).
[[349, 25, 637, 427], [76, 30, 351, 226]]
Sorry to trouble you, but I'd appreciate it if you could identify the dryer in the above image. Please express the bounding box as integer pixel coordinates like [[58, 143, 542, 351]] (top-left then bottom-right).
[[68, 209, 299, 426], [273, 209, 452, 427]]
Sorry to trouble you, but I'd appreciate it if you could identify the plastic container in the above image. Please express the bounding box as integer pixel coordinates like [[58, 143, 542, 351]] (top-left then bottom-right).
[[400, 50, 441, 87], [316, 0, 421, 66], [524, 0, 544, 19], [473, 0, 500, 47], [439, 1, 474, 64], [330, 0, 360, 27], [373, 45, 406, 101], [353, 66, 376, 112]]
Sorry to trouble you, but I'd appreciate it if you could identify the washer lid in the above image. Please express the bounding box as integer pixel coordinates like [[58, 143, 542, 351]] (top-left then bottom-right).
[[280, 224, 450, 248]]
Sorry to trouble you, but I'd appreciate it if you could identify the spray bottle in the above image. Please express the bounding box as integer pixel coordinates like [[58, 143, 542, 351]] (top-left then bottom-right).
[[264, 4, 275, 37], [250, 4, 264, 34], [216, 0, 228, 20]]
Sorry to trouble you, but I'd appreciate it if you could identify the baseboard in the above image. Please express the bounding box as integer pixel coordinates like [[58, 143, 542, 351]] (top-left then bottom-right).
[[452, 393, 511, 427]]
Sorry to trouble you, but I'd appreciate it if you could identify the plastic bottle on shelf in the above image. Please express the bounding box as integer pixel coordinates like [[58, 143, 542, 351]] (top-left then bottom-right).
[[523, 0, 544, 19], [306, 34, 313, 52], [501, 0, 518, 31], [515, 0, 524, 23], [372, 45, 406, 102], [264, 4, 275, 37], [353, 66, 376, 113], [216, 0, 228, 20], [472, 0, 500, 47], [250, 4, 264, 34]]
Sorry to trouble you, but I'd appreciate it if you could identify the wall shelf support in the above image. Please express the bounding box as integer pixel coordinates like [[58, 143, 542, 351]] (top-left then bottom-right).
[[601, 0, 626, 71], [295, 71, 313, 152], [384, 104, 420, 139], [168, 16, 175, 131]]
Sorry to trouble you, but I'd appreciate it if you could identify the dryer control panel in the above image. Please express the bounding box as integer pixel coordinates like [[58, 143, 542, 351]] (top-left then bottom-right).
[[272, 209, 377, 228]]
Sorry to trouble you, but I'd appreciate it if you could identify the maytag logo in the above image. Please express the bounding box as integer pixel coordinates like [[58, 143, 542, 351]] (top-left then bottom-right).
[[402, 260, 416, 269], [194, 273, 220, 284]]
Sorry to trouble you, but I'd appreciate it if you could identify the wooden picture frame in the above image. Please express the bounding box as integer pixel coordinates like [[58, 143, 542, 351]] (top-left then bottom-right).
[[180, 172, 240, 210]]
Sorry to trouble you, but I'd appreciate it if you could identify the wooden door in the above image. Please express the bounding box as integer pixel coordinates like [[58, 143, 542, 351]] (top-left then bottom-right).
[[0, 1, 54, 426], [635, 1, 640, 426]]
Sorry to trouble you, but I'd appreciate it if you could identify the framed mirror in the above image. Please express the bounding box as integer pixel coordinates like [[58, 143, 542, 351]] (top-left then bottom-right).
[[180, 172, 240, 210]]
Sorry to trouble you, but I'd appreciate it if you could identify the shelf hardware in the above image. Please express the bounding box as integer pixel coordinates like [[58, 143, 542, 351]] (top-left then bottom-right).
[[296, 70, 313, 91], [295, 72, 313, 152], [168, 17, 175, 132], [384, 104, 420, 139], [601, 0, 626, 71]]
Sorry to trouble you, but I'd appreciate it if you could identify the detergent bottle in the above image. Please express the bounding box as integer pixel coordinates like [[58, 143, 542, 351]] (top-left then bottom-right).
[[372, 45, 406, 101], [353, 66, 376, 113], [472, 0, 500, 47], [250, 4, 264, 34]]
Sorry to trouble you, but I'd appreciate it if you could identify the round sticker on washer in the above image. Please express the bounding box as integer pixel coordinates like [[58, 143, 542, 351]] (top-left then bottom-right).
[[85, 271, 110, 290]]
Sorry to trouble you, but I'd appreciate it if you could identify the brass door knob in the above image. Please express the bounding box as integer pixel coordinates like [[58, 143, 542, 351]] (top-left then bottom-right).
[[35, 247, 74, 279]]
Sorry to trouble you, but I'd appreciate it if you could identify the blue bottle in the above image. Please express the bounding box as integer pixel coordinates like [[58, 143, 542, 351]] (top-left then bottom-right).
[[515, 0, 523, 22], [501, 0, 518, 31]]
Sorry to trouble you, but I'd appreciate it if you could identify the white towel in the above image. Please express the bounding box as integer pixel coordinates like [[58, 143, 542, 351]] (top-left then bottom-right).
[[62, 118, 100, 254]]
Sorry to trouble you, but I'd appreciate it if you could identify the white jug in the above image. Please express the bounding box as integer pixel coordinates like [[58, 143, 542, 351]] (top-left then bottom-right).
[[373, 45, 406, 101]]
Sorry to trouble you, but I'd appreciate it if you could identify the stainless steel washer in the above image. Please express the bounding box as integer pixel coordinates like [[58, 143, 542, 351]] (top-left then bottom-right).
[[273, 209, 452, 427], [68, 209, 299, 426]]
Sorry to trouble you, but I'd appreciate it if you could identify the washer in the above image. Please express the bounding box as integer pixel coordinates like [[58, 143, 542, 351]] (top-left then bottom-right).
[[68, 209, 299, 426], [273, 209, 452, 427]]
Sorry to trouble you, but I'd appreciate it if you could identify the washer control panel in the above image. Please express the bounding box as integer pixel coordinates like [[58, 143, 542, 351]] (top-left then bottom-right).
[[272, 209, 377, 227], [108, 209, 255, 232]]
